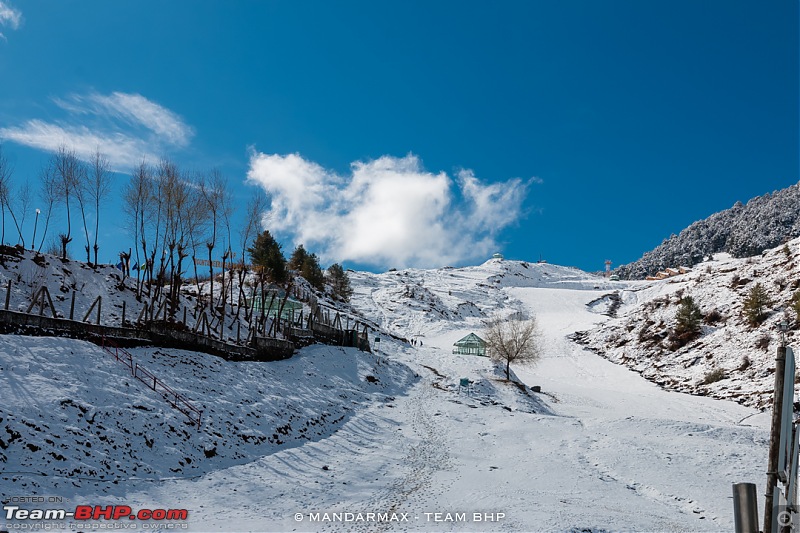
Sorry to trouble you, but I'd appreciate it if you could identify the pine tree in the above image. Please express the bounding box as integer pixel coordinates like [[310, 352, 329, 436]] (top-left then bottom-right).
[[247, 230, 287, 284], [743, 282, 772, 326], [288, 244, 308, 272], [287, 244, 324, 290], [327, 263, 353, 302], [301, 253, 325, 291], [674, 296, 703, 337]]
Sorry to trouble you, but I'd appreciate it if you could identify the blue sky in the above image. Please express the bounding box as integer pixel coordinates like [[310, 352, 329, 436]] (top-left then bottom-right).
[[0, 1, 797, 272]]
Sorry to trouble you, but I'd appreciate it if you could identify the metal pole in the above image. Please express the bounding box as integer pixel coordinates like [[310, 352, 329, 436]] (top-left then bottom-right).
[[765, 345, 788, 533], [31, 209, 40, 251], [734, 483, 759, 533]]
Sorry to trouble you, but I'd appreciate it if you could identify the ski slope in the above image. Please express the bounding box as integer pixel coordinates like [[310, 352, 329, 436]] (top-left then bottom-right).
[[1, 258, 771, 532]]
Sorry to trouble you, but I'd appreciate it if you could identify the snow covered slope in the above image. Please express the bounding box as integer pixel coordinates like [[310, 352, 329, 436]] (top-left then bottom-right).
[[0, 254, 773, 532], [1, 337, 416, 496], [350, 258, 616, 346], [578, 237, 800, 410]]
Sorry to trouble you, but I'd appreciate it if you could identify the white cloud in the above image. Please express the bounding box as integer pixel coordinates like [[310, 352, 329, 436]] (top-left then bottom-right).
[[0, 1, 21, 31], [0, 0, 20, 42], [247, 152, 531, 269], [55, 92, 193, 147], [0, 119, 157, 169], [0, 91, 193, 170]]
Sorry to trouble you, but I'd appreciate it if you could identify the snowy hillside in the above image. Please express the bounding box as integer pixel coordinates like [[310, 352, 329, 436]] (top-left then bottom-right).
[[578, 237, 800, 410], [0, 245, 151, 325], [349, 258, 617, 345], [0, 253, 772, 532], [617, 181, 800, 279], [0, 245, 312, 347], [1, 336, 415, 497]]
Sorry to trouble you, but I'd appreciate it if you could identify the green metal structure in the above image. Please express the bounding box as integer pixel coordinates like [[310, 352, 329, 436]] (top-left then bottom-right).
[[452, 332, 487, 356], [247, 290, 304, 321]]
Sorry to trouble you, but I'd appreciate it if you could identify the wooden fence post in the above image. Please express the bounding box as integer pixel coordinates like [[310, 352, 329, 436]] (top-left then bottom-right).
[[42, 287, 57, 318], [136, 303, 147, 325], [38, 287, 46, 316], [82, 295, 102, 323], [4, 280, 10, 310], [70, 291, 76, 320], [121, 301, 126, 326]]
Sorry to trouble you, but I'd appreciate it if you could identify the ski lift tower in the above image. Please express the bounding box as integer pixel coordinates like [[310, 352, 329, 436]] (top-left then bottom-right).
[[605, 260, 612, 278]]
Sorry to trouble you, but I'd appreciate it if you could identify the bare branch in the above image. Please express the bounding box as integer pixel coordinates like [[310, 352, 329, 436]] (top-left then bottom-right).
[[90, 149, 112, 266], [483, 312, 541, 380]]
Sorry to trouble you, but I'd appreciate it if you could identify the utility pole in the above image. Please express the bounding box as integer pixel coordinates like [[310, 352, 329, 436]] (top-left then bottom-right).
[[765, 321, 789, 533]]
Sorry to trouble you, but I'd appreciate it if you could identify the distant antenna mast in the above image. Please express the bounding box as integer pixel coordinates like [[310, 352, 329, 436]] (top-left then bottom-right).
[[605, 260, 612, 277]]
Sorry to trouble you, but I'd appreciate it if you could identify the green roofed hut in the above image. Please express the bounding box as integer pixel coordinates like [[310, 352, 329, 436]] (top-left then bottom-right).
[[452, 333, 487, 357]]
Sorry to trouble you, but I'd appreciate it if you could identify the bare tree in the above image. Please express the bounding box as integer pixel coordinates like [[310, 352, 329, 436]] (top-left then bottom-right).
[[218, 182, 234, 309], [0, 147, 29, 249], [177, 185, 206, 307], [0, 145, 14, 246], [235, 192, 268, 320], [37, 162, 58, 253], [160, 163, 199, 311], [73, 158, 92, 263], [157, 160, 176, 298], [198, 170, 231, 307], [144, 159, 168, 296], [89, 149, 112, 266], [124, 160, 153, 296], [483, 312, 541, 380], [73, 149, 111, 265], [15, 182, 32, 247], [53, 146, 83, 260], [186, 171, 209, 296], [130, 160, 205, 313]]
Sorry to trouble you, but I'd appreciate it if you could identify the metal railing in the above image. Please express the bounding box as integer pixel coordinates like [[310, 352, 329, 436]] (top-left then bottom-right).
[[100, 337, 203, 429]]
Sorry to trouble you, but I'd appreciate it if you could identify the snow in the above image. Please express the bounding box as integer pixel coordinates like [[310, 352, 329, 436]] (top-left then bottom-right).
[[578, 237, 800, 410], [0, 252, 775, 531]]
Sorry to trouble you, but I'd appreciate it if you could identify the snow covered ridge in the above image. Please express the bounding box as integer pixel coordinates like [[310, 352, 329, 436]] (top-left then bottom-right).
[[577, 238, 800, 409], [348, 258, 616, 341], [617, 181, 800, 279]]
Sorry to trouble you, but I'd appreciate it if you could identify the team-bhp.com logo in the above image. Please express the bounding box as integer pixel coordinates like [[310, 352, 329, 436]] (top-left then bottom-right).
[[5, 505, 188, 522]]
